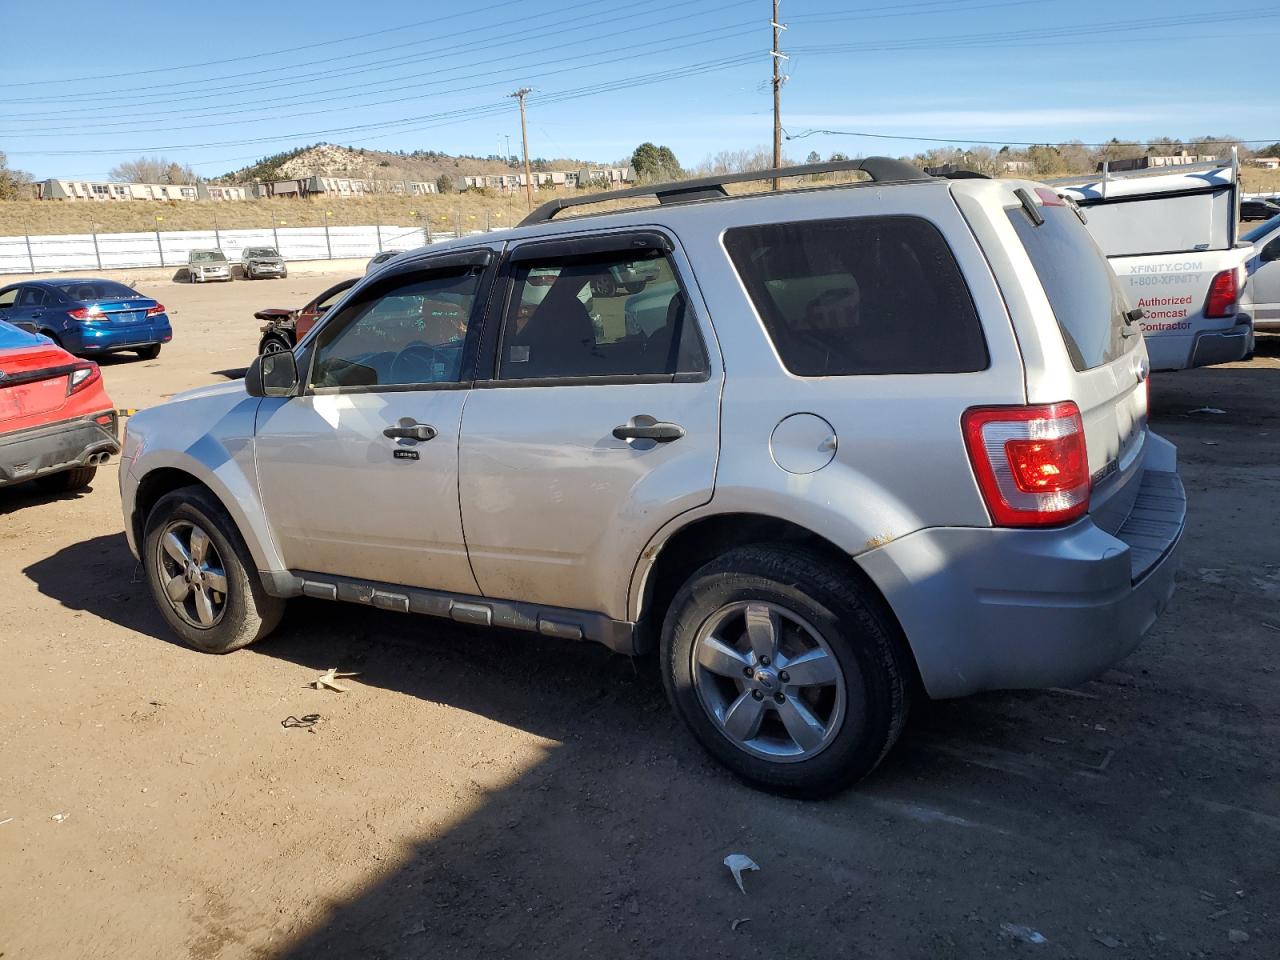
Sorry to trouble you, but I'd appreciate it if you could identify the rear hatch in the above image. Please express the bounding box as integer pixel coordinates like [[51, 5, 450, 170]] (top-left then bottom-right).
[[998, 187, 1149, 534]]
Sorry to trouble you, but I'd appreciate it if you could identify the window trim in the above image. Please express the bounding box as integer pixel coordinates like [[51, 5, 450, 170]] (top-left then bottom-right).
[[475, 229, 711, 388], [722, 213, 990, 378], [0, 286, 18, 308], [300, 255, 497, 396]]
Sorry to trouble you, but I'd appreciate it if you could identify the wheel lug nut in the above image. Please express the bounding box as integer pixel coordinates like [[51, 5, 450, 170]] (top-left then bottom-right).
[[759, 656, 770, 666], [773, 693, 785, 704], [751, 690, 764, 701], [743, 666, 754, 678], [779, 671, 790, 683]]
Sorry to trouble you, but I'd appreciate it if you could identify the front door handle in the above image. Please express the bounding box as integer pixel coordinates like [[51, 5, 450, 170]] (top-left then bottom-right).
[[613, 419, 685, 443], [383, 422, 437, 442]]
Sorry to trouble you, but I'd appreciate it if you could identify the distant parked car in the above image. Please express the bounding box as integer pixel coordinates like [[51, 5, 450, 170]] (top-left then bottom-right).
[[1240, 199, 1280, 222], [367, 251, 402, 273], [241, 247, 287, 280], [1240, 213, 1280, 331], [0, 279, 171, 359], [0, 320, 119, 493], [188, 249, 232, 283], [589, 260, 660, 297], [255, 278, 357, 355]]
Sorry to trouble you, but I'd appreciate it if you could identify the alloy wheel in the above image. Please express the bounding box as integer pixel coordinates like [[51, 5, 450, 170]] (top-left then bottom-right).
[[155, 520, 229, 629], [691, 600, 847, 762]]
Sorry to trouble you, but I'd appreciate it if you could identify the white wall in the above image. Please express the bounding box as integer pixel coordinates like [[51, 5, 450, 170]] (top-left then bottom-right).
[[0, 224, 471, 275]]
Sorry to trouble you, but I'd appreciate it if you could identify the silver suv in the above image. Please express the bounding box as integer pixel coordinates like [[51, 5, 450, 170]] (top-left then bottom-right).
[[118, 159, 1185, 796]]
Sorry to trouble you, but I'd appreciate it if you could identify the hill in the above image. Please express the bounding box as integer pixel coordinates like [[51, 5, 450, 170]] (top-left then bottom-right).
[[215, 143, 593, 185]]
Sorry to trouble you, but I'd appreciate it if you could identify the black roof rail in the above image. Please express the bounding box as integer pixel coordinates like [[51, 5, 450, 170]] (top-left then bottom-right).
[[519, 157, 931, 226]]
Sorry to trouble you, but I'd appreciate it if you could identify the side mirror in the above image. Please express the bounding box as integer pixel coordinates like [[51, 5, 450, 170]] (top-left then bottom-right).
[[245, 350, 300, 398]]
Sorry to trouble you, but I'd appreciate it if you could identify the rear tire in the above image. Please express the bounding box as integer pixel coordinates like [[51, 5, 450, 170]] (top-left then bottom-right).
[[661, 544, 911, 797], [625, 281, 646, 295], [35, 465, 96, 493], [142, 486, 285, 653], [259, 335, 291, 356], [137, 344, 161, 360]]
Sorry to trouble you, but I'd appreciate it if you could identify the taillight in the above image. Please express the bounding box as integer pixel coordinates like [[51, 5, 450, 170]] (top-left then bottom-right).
[[67, 362, 101, 396], [68, 306, 105, 321], [1204, 268, 1238, 318], [962, 402, 1090, 527], [146, 303, 165, 317]]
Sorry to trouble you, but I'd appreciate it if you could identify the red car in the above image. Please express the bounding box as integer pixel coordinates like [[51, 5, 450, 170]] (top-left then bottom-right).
[[255, 277, 357, 355], [0, 321, 119, 493]]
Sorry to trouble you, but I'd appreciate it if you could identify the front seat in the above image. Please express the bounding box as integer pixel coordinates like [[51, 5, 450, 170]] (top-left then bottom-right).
[[509, 281, 597, 377]]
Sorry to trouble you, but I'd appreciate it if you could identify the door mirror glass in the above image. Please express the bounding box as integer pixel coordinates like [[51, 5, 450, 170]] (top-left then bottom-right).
[[1263, 240, 1280, 262], [245, 350, 299, 398]]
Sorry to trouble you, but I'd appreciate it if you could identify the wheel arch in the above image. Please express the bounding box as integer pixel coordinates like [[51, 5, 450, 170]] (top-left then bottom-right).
[[631, 512, 921, 687]]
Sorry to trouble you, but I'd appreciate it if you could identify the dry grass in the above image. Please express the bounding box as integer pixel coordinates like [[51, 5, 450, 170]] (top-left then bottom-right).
[[0, 192, 548, 236], [8, 165, 1280, 237]]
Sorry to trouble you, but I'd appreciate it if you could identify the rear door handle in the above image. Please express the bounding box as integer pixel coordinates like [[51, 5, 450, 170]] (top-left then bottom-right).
[[383, 422, 438, 442], [612, 419, 685, 443]]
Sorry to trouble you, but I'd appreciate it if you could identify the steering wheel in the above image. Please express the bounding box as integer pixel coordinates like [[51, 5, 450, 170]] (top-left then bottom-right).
[[388, 341, 440, 383]]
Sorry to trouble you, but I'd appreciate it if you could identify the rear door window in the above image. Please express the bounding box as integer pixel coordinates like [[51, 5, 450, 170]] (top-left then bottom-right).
[[1007, 203, 1128, 371], [15, 287, 46, 308], [723, 216, 988, 376]]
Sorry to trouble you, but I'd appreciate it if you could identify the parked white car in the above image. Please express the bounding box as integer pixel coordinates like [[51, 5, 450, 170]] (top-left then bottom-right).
[[188, 249, 232, 283], [1057, 160, 1253, 370], [1240, 214, 1280, 332]]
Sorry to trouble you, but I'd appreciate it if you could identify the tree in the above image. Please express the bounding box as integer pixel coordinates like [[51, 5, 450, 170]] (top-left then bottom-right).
[[630, 142, 683, 182], [0, 151, 32, 200], [806, 151, 821, 164], [436, 174, 455, 194], [109, 156, 196, 184]]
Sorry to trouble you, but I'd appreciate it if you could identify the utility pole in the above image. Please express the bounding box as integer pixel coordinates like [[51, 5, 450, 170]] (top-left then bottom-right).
[[510, 88, 534, 210], [771, 0, 788, 190]]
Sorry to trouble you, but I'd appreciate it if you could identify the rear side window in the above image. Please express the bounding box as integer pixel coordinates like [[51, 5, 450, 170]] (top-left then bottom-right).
[[723, 216, 988, 376], [1007, 203, 1128, 371], [15, 287, 46, 308]]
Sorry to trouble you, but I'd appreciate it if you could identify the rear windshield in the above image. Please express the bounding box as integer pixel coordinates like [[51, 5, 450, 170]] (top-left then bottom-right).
[[53, 280, 139, 300], [1007, 202, 1128, 371], [1079, 188, 1232, 256], [723, 216, 988, 376]]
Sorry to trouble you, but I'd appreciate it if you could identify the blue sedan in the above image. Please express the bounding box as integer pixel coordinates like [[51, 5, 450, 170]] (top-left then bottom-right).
[[0, 278, 172, 359]]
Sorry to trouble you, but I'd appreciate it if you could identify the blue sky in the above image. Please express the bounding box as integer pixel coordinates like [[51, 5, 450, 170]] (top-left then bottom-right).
[[3, 0, 1278, 180]]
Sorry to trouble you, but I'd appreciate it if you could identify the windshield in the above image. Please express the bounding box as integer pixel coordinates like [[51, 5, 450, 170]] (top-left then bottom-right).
[[244, 248, 279, 259], [53, 280, 139, 300], [190, 251, 226, 263], [1242, 214, 1280, 244]]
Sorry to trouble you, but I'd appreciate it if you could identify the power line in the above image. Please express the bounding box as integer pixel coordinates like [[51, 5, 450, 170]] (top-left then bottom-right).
[[0, 22, 761, 137], [787, 129, 1280, 148]]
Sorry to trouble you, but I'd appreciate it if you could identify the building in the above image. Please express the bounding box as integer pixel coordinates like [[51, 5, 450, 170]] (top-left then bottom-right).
[[458, 167, 634, 193], [1251, 157, 1280, 170], [1096, 152, 1219, 173], [254, 176, 438, 199], [36, 179, 251, 201]]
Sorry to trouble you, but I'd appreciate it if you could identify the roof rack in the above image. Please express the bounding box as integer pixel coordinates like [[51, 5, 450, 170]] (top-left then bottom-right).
[[519, 157, 930, 226]]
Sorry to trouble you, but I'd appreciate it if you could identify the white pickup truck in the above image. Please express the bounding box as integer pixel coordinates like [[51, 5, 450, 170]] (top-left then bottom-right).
[[1056, 159, 1253, 371]]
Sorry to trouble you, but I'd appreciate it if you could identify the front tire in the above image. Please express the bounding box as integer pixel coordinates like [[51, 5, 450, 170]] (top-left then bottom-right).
[[661, 545, 911, 797], [259, 335, 291, 356], [142, 486, 285, 653], [624, 281, 646, 295], [591, 275, 618, 298]]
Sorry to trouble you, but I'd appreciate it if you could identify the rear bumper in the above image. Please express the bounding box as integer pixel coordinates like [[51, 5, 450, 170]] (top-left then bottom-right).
[[0, 412, 120, 488], [859, 435, 1185, 699], [76, 320, 172, 354], [1146, 320, 1252, 370]]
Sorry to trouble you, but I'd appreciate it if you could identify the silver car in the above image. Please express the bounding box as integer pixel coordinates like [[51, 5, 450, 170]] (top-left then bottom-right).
[[187, 249, 232, 283], [241, 247, 287, 280], [118, 159, 1185, 796]]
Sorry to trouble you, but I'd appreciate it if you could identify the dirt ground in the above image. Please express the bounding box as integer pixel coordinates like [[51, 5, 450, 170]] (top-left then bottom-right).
[[1, 270, 1277, 959]]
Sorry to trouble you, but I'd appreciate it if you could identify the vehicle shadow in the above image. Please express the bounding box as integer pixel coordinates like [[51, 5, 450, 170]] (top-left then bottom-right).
[[22, 530, 170, 639], [0, 477, 104, 516], [212, 367, 247, 380]]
